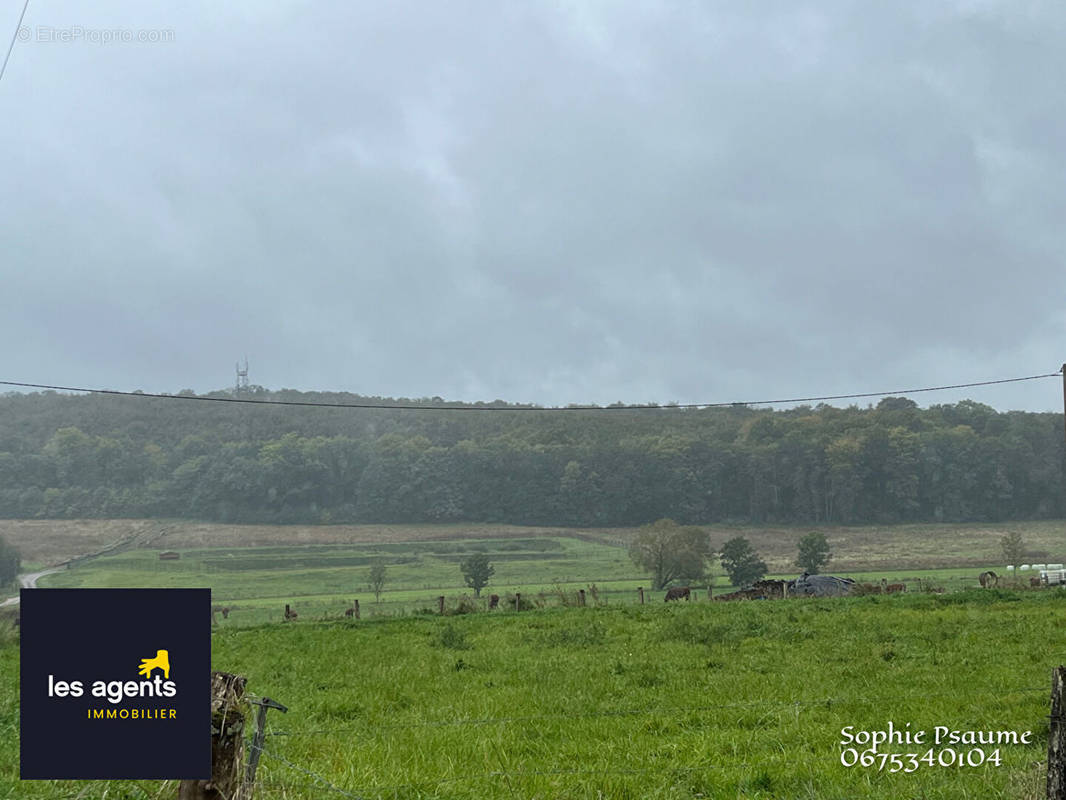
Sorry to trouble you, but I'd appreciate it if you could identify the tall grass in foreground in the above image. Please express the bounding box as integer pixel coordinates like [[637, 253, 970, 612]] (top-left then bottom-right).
[[1, 590, 1062, 798]]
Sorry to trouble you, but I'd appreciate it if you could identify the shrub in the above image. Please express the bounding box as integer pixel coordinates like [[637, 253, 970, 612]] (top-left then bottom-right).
[[506, 593, 536, 611], [445, 595, 479, 616], [437, 623, 469, 650], [551, 583, 582, 606]]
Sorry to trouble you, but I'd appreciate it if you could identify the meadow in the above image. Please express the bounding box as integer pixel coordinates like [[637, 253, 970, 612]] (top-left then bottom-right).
[[2, 518, 1062, 798], [10, 517, 1046, 625], [1, 590, 1061, 799], [33, 535, 1013, 627], [3, 518, 1062, 575]]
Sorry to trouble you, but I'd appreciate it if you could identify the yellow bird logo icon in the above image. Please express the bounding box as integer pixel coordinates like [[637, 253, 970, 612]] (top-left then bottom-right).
[[138, 649, 170, 679]]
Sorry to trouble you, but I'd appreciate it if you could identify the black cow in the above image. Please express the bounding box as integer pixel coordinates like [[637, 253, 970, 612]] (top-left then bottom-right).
[[664, 586, 691, 602]]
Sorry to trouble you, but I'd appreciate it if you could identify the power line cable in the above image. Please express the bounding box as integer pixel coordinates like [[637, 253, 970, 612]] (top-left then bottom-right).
[[0, 0, 29, 85], [0, 371, 1060, 412]]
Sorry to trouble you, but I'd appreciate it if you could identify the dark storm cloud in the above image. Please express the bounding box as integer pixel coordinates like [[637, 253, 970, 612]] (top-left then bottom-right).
[[1, 0, 1063, 410]]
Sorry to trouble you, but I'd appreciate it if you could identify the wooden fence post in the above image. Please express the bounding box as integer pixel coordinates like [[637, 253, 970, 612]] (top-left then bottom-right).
[[1049, 666, 1066, 799], [514, 592, 521, 612], [578, 589, 586, 607], [707, 584, 713, 601], [354, 598, 360, 620], [244, 697, 288, 800], [438, 596, 445, 615], [638, 587, 644, 605], [178, 671, 247, 800]]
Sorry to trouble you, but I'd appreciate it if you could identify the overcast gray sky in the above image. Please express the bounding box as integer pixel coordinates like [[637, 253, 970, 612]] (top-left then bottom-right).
[[1, 1, 1064, 412]]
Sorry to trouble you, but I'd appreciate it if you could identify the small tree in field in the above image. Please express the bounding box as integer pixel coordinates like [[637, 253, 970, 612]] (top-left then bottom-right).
[[628, 518, 713, 590], [1001, 531, 1026, 577], [719, 536, 768, 587], [368, 562, 387, 603], [460, 553, 494, 597], [795, 531, 831, 574]]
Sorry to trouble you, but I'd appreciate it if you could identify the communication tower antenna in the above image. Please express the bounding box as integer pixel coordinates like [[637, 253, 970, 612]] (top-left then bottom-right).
[[236, 357, 249, 394]]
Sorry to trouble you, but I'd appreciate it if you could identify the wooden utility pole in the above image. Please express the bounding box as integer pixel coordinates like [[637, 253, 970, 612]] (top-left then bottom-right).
[[178, 672, 247, 800], [1048, 666, 1066, 799], [1061, 364, 1066, 521]]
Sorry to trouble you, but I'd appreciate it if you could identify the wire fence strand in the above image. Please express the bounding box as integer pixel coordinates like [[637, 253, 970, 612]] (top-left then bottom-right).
[[257, 745, 717, 799], [258, 745, 370, 799], [263, 686, 1048, 738]]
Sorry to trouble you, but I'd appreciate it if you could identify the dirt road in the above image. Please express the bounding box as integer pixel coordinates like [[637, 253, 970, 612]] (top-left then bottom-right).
[[0, 568, 63, 607]]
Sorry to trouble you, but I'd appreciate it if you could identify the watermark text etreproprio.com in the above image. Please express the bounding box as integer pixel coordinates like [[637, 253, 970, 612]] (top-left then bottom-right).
[[18, 25, 175, 45]]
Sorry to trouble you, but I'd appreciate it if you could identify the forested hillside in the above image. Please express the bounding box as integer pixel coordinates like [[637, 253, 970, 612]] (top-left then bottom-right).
[[0, 389, 1061, 526]]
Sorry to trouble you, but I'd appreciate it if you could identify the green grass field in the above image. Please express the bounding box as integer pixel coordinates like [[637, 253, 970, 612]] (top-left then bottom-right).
[[36, 536, 653, 621], [3, 519, 1063, 798], [1, 590, 1060, 799]]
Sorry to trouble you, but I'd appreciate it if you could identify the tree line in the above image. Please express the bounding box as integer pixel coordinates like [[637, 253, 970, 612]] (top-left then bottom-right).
[[0, 389, 1062, 526]]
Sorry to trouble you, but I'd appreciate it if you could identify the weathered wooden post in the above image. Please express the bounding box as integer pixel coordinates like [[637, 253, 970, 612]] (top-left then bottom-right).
[[438, 595, 445, 615], [1049, 666, 1066, 799], [880, 578, 887, 594], [354, 598, 360, 619], [638, 587, 644, 605], [514, 592, 521, 612], [178, 672, 246, 800], [707, 584, 713, 601], [782, 581, 787, 599], [578, 589, 586, 607], [244, 697, 288, 800]]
